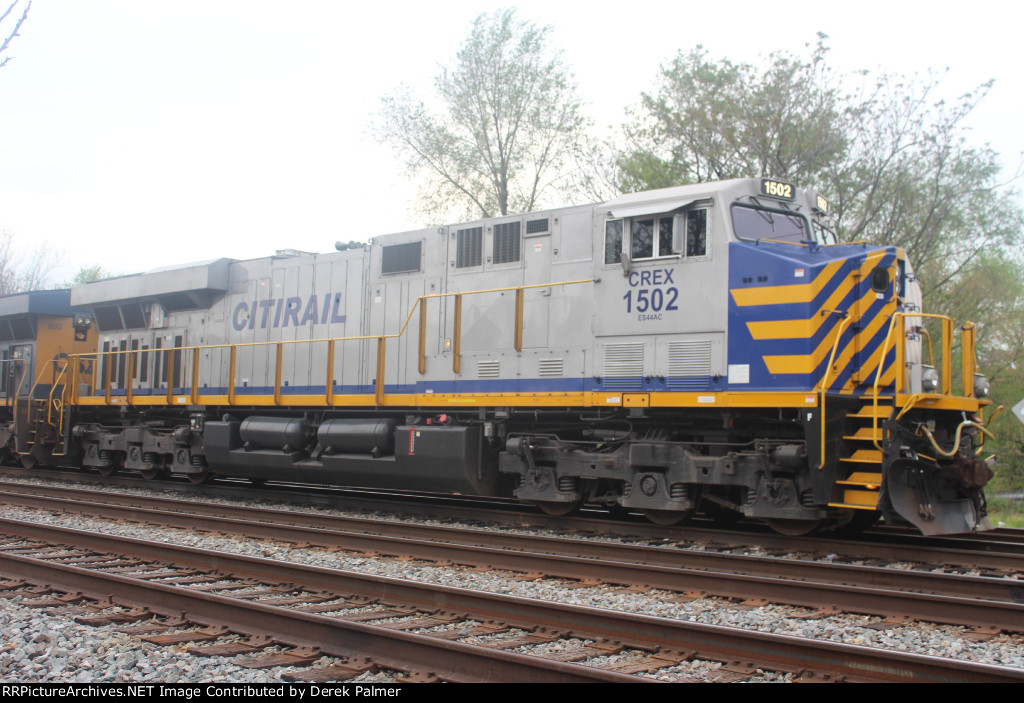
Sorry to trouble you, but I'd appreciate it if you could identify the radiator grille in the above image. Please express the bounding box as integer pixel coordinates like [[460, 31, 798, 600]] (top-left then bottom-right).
[[477, 360, 501, 378], [538, 358, 563, 377], [493, 221, 521, 264], [603, 343, 644, 390], [667, 340, 712, 390], [456, 227, 482, 268]]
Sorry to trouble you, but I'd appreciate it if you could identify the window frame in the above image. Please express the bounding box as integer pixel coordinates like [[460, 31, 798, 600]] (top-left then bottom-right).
[[604, 207, 711, 266], [730, 203, 812, 245]]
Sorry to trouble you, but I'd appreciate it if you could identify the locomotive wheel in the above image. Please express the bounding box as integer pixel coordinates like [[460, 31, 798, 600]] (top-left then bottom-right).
[[765, 518, 825, 536], [19, 453, 36, 469], [534, 500, 580, 517], [139, 467, 164, 480], [186, 472, 212, 485], [96, 465, 118, 477], [642, 486, 701, 525], [643, 508, 697, 526]]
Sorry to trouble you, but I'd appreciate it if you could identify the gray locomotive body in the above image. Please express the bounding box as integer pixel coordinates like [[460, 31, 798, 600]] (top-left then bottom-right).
[[32, 177, 993, 535]]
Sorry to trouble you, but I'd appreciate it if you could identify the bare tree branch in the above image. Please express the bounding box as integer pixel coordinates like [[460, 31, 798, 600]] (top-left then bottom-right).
[[376, 9, 588, 221], [0, 0, 30, 70]]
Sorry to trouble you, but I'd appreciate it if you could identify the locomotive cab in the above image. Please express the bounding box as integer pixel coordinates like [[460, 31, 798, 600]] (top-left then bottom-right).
[[0, 289, 94, 466]]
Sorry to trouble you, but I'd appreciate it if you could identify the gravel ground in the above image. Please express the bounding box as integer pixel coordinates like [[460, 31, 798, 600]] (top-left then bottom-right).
[[1, 476, 1022, 683]]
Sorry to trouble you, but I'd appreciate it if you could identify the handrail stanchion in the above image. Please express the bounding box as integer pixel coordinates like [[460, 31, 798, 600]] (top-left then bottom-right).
[[453, 294, 462, 375], [941, 317, 953, 396], [818, 315, 852, 470], [274, 343, 283, 406], [418, 298, 427, 374], [325, 340, 335, 405], [190, 348, 200, 404], [228, 346, 237, 405], [127, 350, 136, 405], [514, 288, 524, 352], [961, 322, 976, 398], [165, 347, 175, 405], [375, 337, 386, 406], [104, 352, 112, 406]]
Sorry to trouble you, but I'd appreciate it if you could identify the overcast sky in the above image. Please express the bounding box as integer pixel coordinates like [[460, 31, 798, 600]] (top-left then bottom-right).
[[0, 0, 1021, 282]]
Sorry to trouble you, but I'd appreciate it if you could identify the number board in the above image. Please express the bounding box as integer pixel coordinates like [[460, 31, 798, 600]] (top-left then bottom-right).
[[760, 179, 795, 200]]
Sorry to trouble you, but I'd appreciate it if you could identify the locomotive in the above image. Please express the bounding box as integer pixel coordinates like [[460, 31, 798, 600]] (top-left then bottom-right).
[[0, 178, 998, 535]]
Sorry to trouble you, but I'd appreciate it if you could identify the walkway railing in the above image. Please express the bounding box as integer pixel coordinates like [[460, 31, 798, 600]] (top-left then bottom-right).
[[65, 279, 592, 408]]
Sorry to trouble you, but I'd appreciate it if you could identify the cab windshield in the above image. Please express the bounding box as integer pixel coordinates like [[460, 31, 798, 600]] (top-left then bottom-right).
[[731, 204, 813, 244]]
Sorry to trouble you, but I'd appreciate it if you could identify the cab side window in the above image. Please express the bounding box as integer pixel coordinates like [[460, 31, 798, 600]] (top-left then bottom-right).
[[604, 209, 708, 264]]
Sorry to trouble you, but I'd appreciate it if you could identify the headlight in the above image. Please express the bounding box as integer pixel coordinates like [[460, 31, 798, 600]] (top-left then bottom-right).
[[974, 373, 990, 399], [922, 366, 940, 392]]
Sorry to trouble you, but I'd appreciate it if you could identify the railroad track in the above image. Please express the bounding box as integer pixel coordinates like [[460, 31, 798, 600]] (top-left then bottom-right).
[[3, 466, 1023, 572], [2, 481, 1024, 633], [1, 517, 1021, 683]]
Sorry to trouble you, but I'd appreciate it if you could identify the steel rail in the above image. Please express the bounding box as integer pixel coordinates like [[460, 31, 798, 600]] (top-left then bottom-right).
[[0, 551, 637, 684], [1, 517, 1021, 683], [3, 484, 1024, 632], [5, 482, 1024, 601], [3, 467, 1023, 570]]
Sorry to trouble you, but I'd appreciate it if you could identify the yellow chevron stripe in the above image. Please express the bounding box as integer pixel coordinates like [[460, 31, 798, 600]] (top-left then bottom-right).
[[730, 261, 844, 307], [853, 300, 899, 385], [763, 284, 888, 376], [746, 318, 817, 340], [830, 295, 895, 390], [745, 252, 888, 342]]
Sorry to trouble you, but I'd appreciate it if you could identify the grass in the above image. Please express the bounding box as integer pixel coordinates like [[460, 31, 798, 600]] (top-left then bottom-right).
[[987, 495, 1024, 528]]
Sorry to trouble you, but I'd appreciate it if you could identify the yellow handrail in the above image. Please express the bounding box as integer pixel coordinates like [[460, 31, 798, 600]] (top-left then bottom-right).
[[69, 279, 593, 407], [46, 359, 71, 453], [870, 311, 982, 453], [817, 314, 853, 469], [818, 307, 981, 469]]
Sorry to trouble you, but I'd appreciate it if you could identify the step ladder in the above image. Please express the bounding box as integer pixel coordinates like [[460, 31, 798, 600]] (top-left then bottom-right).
[[829, 400, 891, 511], [19, 394, 66, 458]]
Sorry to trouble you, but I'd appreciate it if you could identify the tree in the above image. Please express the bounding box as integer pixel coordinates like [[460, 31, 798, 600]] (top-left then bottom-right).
[[618, 37, 1023, 301], [0, 0, 30, 70], [617, 36, 847, 193], [0, 231, 61, 295], [66, 265, 108, 287], [377, 9, 588, 221], [0, 4, 47, 295]]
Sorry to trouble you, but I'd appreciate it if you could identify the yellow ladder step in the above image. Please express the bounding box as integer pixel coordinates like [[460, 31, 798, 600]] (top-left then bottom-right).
[[840, 449, 883, 464], [842, 489, 880, 507], [851, 404, 892, 419], [828, 499, 880, 510], [843, 426, 883, 441], [837, 471, 882, 487]]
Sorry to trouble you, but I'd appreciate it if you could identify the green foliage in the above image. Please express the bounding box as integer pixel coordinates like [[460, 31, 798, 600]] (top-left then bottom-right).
[[377, 9, 587, 221], [620, 36, 847, 190], [619, 36, 1024, 303], [987, 495, 1024, 528], [68, 265, 107, 286]]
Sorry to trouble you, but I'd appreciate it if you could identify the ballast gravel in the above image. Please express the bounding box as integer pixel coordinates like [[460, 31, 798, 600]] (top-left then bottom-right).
[[1, 476, 1022, 682]]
